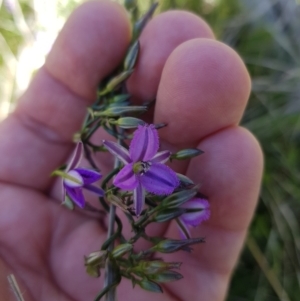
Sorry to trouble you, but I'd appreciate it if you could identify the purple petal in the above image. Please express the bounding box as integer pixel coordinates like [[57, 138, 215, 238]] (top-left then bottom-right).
[[66, 142, 83, 171], [134, 182, 145, 216], [65, 186, 85, 208], [113, 163, 138, 190], [139, 163, 179, 195], [84, 184, 105, 197], [103, 140, 131, 164], [129, 124, 159, 162], [180, 198, 210, 227], [151, 150, 171, 164], [74, 168, 101, 185]]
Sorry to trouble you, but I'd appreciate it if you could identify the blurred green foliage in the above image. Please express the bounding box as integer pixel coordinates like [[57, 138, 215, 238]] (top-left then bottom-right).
[[1, 0, 300, 300]]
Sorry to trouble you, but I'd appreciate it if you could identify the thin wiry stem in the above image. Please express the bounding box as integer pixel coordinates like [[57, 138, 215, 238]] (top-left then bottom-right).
[[104, 135, 122, 301], [246, 236, 291, 301], [7, 274, 25, 301]]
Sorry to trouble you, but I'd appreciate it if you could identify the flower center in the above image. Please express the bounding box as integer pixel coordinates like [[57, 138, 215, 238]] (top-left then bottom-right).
[[133, 161, 151, 175]]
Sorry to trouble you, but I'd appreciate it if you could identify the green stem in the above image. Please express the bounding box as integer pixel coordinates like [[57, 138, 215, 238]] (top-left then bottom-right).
[[101, 168, 120, 190], [104, 135, 122, 301], [246, 236, 291, 301], [94, 279, 120, 301], [104, 204, 117, 301]]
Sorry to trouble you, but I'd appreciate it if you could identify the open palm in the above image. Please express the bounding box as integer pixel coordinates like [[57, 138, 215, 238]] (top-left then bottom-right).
[[0, 1, 263, 300]]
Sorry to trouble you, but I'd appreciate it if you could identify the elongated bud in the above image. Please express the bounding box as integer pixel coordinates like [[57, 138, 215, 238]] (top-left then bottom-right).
[[114, 117, 145, 129], [124, 41, 140, 70], [138, 279, 163, 293], [84, 250, 108, 278], [133, 2, 159, 39], [149, 270, 183, 283], [152, 208, 186, 223], [94, 106, 147, 117], [135, 261, 181, 274], [154, 123, 166, 129], [171, 148, 204, 160], [151, 238, 205, 253], [99, 70, 133, 95], [109, 94, 130, 104], [85, 250, 108, 266], [177, 173, 194, 186], [111, 243, 133, 258], [161, 187, 198, 208]]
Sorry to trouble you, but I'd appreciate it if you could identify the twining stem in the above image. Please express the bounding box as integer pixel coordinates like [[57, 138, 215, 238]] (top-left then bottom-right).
[[7, 274, 25, 301], [104, 136, 122, 301], [104, 204, 117, 301]]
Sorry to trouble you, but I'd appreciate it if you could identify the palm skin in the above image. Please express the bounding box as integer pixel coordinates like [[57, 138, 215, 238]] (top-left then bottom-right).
[[0, 1, 263, 301]]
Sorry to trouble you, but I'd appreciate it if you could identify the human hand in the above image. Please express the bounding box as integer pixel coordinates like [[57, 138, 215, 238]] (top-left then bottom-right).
[[0, 1, 263, 300]]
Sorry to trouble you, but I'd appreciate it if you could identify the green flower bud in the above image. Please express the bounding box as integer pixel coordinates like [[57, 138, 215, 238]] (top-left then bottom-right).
[[152, 208, 186, 223], [151, 238, 205, 253], [171, 148, 204, 160], [99, 70, 133, 95], [150, 270, 183, 283], [161, 187, 198, 208], [135, 261, 181, 274], [133, 3, 158, 40], [177, 173, 194, 186], [111, 243, 133, 258], [138, 279, 163, 293], [85, 250, 107, 266], [124, 41, 140, 71], [109, 94, 130, 104], [94, 106, 147, 117], [86, 265, 100, 278], [115, 117, 145, 129], [154, 123, 167, 129], [84, 250, 108, 278]]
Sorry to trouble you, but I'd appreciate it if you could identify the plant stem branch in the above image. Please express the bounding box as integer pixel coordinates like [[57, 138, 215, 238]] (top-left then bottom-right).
[[7, 274, 25, 301], [104, 135, 122, 301]]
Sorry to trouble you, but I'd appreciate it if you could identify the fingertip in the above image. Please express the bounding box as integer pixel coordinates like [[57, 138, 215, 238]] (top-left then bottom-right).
[[127, 10, 215, 102], [46, 0, 131, 100], [155, 38, 251, 144], [189, 126, 263, 230]]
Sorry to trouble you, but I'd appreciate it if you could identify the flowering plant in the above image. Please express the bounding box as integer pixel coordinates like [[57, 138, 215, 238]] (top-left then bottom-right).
[[51, 3, 210, 301]]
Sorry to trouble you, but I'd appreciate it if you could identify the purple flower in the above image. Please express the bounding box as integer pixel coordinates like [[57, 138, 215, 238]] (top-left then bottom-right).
[[62, 142, 104, 208], [103, 124, 179, 216], [178, 198, 210, 239]]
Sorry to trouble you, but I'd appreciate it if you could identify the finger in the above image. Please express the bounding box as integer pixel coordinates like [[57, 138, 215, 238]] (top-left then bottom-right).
[[0, 0, 131, 190], [162, 127, 263, 301], [155, 38, 251, 145], [151, 37, 251, 187], [127, 10, 215, 103]]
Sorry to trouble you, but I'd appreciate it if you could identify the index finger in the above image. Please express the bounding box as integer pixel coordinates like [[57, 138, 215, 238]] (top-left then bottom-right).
[[0, 0, 131, 191]]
